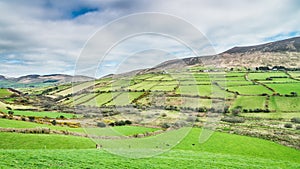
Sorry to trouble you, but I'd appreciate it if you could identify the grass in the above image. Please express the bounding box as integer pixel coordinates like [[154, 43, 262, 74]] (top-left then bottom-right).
[[269, 96, 300, 111], [241, 112, 300, 119], [151, 85, 177, 91], [248, 72, 288, 80], [106, 92, 144, 106], [2, 110, 79, 119], [289, 71, 300, 79], [0, 118, 84, 133], [0, 88, 12, 98], [266, 83, 300, 95], [0, 119, 159, 136], [231, 96, 266, 110], [83, 92, 115, 106], [55, 81, 95, 96], [85, 126, 159, 136], [0, 128, 299, 168], [227, 85, 273, 95], [128, 81, 160, 91], [0, 133, 94, 149], [151, 97, 212, 109]]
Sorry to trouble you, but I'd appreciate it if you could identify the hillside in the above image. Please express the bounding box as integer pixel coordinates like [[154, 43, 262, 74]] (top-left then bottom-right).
[[0, 74, 94, 88], [154, 36, 300, 70]]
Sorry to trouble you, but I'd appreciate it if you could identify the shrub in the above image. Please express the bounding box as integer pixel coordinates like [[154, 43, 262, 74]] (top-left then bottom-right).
[[221, 116, 245, 123], [296, 125, 300, 130], [51, 120, 57, 125], [291, 117, 300, 124], [97, 122, 106, 128], [186, 116, 197, 122], [161, 113, 167, 117], [232, 106, 242, 116], [8, 111, 14, 115], [125, 120, 132, 125], [161, 123, 171, 129], [174, 121, 187, 128], [284, 123, 293, 128], [115, 120, 126, 126], [28, 116, 35, 122]]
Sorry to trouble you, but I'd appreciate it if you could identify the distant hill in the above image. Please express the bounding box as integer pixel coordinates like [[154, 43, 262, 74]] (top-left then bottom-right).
[[0, 75, 7, 81], [149, 36, 300, 70], [14, 74, 94, 84], [223, 36, 300, 53], [0, 74, 94, 88]]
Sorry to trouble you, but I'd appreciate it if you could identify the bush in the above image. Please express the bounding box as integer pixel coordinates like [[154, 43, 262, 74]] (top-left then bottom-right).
[[296, 125, 300, 130], [161, 113, 167, 117], [161, 123, 171, 129], [232, 107, 242, 116], [115, 120, 126, 126], [51, 120, 57, 125], [186, 116, 197, 122], [221, 116, 245, 123], [97, 122, 106, 128], [28, 116, 35, 122], [174, 121, 187, 128], [284, 123, 293, 128], [125, 120, 132, 125], [8, 111, 14, 115], [291, 117, 300, 124]]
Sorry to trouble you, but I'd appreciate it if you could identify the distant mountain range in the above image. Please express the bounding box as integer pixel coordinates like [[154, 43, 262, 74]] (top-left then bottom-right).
[[0, 74, 94, 88]]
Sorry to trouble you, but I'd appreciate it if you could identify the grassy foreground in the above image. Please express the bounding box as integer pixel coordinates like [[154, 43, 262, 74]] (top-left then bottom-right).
[[0, 128, 299, 168]]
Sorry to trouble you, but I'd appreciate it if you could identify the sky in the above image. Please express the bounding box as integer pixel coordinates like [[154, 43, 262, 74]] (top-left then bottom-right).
[[0, 0, 300, 78]]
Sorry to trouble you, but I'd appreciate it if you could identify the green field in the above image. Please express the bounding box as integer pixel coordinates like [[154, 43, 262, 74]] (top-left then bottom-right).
[[231, 96, 266, 110], [2, 110, 79, 119], [55, 81, 95, 96], [248, 72, 288, 80], [85, 126, 159, 136], [0, 88, 13, 98], [269, 96, 300, 112], [266, 83, 300, 95], [83, 92, 115, 106], [227, 85, 273, 95], [106, 92, 144, 106], [0, 128, 299, 168], [0, 118, 84, 133]]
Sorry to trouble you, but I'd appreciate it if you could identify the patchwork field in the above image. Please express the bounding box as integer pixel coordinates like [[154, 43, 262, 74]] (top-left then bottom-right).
[[1, 69, 300, 168]]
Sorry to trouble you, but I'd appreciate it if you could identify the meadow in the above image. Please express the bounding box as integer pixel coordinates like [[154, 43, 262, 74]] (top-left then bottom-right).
[[0, 128, 299, 168]]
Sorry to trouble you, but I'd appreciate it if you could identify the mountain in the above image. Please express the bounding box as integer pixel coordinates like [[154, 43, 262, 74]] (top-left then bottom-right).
[[153, 36, 300, 69], [223, 37, 300, 53], [14, 74, 94, 84], [0, 75, 7, 81], [0, 74, 94, 88]]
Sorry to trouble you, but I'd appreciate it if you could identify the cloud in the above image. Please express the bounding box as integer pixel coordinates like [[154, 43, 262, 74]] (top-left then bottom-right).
[[0, 0, 299, 77]]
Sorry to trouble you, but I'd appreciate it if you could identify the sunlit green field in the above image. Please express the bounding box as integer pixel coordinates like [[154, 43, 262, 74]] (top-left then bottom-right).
[[0, 128, 299, 168]]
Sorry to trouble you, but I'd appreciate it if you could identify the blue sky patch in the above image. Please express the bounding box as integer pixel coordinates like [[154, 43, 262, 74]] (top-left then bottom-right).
[[71, 7, 99, 18]]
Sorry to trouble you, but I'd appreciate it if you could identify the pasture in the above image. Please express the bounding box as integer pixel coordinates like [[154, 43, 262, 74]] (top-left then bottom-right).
[[0, 128, 299, 168]]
